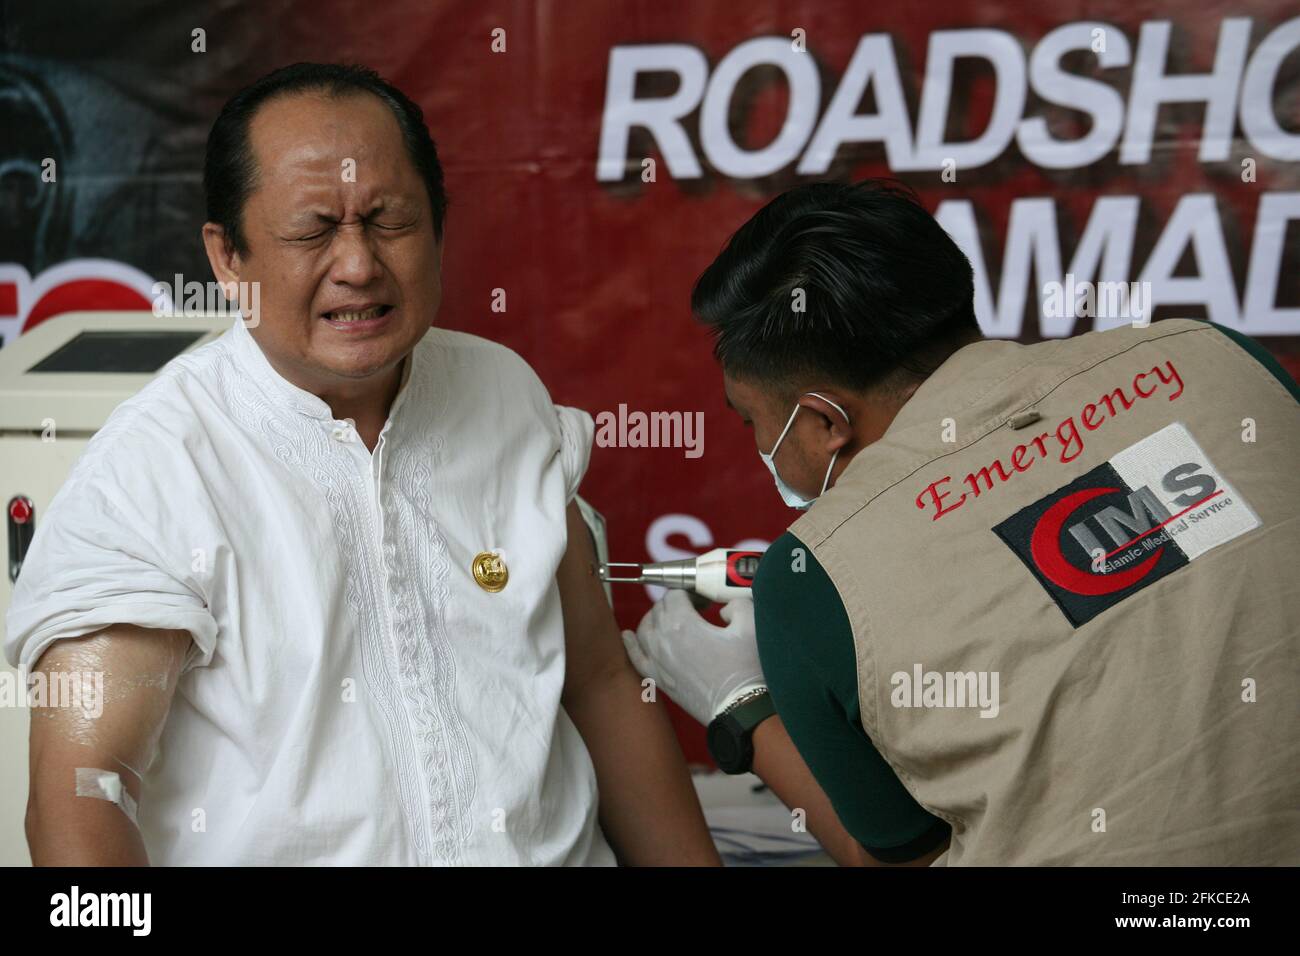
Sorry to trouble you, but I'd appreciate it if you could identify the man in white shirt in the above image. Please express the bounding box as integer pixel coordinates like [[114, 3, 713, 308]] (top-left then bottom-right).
[[5, 63, 718, 866]]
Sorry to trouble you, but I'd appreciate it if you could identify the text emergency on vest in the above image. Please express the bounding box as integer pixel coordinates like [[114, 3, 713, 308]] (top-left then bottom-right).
[[916, 360, 1185, 521]]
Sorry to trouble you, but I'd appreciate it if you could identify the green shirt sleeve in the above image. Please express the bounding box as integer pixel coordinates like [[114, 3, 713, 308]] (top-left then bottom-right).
[[753, 531, 949, 862]]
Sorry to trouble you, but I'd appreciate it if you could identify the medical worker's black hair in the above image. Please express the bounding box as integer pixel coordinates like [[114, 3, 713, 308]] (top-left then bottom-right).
[[204, 62, 447, 255], [692, 179, 980, 398]]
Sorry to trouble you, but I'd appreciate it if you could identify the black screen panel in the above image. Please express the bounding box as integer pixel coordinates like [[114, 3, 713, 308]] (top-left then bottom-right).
[[28, 330, 206, 373]]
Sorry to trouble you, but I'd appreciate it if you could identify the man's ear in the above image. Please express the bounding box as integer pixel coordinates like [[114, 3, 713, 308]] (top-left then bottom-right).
[[799, 392, 855, 453], [201, 223, 243, 287]]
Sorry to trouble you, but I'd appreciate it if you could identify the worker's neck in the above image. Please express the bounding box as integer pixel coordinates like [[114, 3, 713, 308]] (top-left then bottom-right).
[[851, 392, 908, 450], [854, 333, 985, 448]]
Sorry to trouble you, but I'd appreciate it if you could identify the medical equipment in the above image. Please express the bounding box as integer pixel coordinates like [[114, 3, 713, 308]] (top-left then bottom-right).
[[600, 548, 764, 603], [574, 496, 612, 604], [0, 311, 230, 588]]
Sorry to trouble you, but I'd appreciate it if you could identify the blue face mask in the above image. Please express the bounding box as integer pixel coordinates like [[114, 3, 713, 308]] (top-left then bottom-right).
[[759, 392, 851, 510]]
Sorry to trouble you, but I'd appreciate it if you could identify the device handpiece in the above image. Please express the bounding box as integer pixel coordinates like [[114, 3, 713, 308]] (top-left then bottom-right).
[[599, 547, 764, 603]]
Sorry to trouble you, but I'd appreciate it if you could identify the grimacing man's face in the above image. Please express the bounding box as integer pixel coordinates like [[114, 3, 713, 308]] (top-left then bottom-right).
[[204, 90, 442, 392]]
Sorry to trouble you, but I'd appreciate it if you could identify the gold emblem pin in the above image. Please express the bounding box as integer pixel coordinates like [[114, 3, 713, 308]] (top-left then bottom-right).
[[472, 551, 508, 592]]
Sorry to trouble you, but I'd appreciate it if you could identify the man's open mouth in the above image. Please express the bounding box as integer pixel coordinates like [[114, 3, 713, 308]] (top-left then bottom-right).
[[322, 304, 393, 323]]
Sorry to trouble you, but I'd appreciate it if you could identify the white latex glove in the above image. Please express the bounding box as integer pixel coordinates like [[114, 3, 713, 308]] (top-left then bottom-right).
[[621, 589, 766, 726]]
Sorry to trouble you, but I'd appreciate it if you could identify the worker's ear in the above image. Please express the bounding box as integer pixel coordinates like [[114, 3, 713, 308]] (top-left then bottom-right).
[[201, 223, 243, 287], [798, 392, 855, 453]]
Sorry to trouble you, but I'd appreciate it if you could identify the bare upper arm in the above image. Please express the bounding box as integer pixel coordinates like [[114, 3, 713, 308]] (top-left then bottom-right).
[[556, 501, 627, 705], [28, 625, 193, 784]]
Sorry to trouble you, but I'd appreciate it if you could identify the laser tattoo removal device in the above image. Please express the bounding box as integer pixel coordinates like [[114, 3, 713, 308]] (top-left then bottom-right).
[[600, 548, 764, 603]]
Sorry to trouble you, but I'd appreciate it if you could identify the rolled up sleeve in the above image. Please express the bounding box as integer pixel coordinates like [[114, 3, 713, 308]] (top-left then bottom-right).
[[4, 477, 217, 675], [553, 405, 595, 504]]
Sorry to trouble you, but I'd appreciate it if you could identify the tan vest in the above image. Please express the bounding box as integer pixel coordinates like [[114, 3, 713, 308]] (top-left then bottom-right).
[[791, 319, 1300, 865]]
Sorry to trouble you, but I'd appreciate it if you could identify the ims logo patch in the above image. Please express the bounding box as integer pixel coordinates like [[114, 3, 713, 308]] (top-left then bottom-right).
[[993, 423, 1260, 627]]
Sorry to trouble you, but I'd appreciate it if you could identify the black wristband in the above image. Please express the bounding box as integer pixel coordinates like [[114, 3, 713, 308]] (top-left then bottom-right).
[[706, 691, 776, 774]]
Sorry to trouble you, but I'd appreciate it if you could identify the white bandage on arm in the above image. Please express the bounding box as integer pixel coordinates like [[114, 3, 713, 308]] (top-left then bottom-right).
[[75, 768, 140, 825], [29, 626, 192, 833]]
